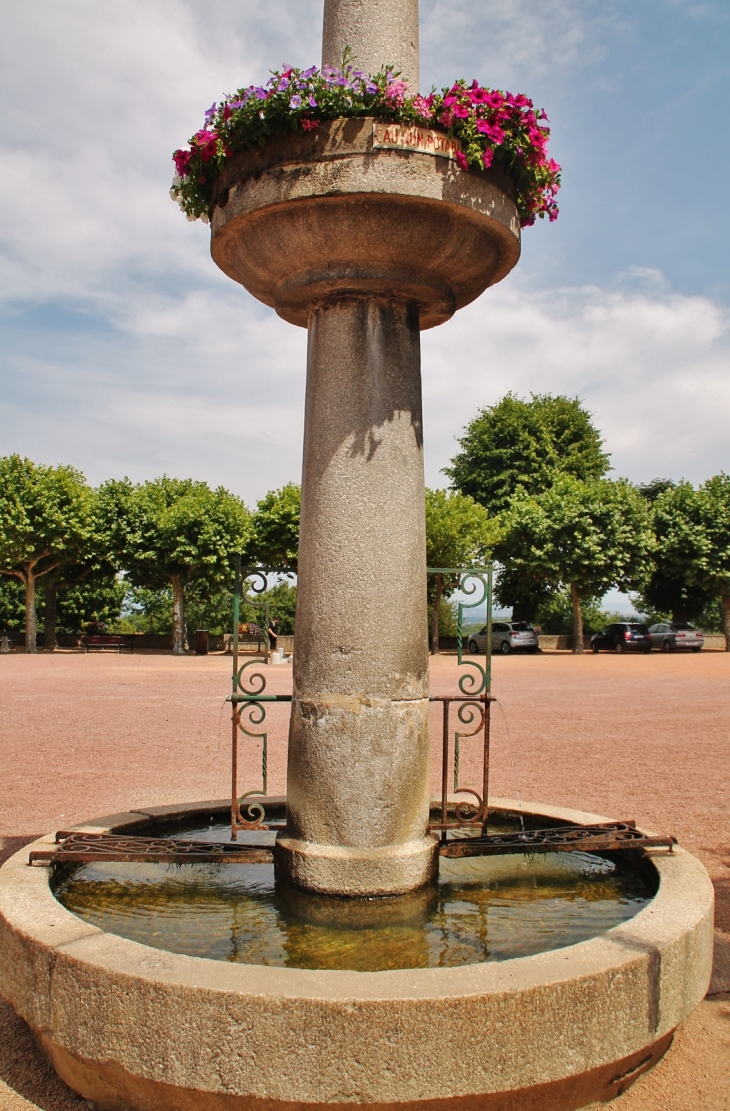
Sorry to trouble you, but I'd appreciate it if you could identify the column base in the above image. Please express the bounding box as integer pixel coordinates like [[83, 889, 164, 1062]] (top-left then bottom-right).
[[274, 833, 439, 897]]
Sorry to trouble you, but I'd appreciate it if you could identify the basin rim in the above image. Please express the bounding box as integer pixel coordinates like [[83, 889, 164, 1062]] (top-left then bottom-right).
[[209, 117, 521, 329], [0, 797, 714, 1109]]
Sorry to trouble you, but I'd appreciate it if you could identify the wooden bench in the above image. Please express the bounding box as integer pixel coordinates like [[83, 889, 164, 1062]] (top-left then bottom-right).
[[82, 635, 128, 654]]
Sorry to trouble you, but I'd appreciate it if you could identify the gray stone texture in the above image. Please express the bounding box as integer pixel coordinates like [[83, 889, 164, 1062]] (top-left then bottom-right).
[[322, 0, 420, 88], [210, 119, 521, 331], [0, 801, 715, 1110], [276, 297, 435, 894], [210, 121, 519, 895]]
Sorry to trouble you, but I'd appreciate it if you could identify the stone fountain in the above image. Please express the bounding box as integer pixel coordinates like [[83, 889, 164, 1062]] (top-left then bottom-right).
[[0, 1, 714, 1109], [210, 0, 518, 898]]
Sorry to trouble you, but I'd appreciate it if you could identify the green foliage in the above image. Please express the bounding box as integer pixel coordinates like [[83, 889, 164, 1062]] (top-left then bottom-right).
[[52, 575, 125, 633], [113, 586, 173, 635], [694, 474, 730, 593], [425, 488, 497, 596], [535, 589, 612, 636], [694, 473, 730, 639], [427, 599, 459, 637], [635, 481, 713, 623], [257, 581, 297, 636], [425, 488, 496, 652], [637, 478, 676, 504], [101, 476, 250, 590], [247, 484, 301, 570], [501, 476, 653, 604], [493, 563, 556, 622], [0, 455, 93, 581], [171, 61, 560, 226], [0, 455, 96, 648], [446, 394, 610, 516], [0, 576, 24, 631]]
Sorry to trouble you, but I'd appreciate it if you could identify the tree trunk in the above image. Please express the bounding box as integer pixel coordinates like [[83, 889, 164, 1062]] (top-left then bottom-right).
[[44, 577, 58, 651], [24, 571, 37, 654], [171, 576, 185, 655], [721, 586, 730, 652], [570, 582, 584, 655], [430, 575, 443, 655]]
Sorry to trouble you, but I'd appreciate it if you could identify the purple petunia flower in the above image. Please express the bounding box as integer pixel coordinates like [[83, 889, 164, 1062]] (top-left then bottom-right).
[[308, 96, 317, 108], [290, 94, 302, 108], [204, 102, 217, 122], [255, 87, 268, 100]]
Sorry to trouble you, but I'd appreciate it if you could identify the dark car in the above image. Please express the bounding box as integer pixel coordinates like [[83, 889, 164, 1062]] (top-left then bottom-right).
[[590, 623, 652, 654], [648, 622, 704, 652]]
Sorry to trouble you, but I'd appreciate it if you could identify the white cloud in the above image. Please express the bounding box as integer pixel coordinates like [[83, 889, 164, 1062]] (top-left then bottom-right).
[[0, 0, 727, 507], [422, 278, 730, 488]]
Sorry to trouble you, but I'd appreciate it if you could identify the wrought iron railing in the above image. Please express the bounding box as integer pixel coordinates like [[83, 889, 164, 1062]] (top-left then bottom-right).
[[229, 562, 495, 840]]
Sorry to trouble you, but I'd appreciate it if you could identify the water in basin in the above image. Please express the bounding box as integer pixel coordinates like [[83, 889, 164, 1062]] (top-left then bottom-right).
[[53, 816, 655, 971]]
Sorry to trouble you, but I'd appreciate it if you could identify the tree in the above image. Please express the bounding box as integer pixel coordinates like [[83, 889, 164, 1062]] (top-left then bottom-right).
[[425, 488, 499, 654], [445, 394, 610, 620], [500, 476, 653, 653], [694, 473, 730, 649], [635, 481, 713, 625], [0, 456, 93, 652], [247, 483, 301, 569], [445, 393, 610, 515], [102, 477, 251, 655]]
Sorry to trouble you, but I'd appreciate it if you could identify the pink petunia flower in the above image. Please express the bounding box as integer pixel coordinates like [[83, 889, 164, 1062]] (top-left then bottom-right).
[[455, 150, 469, 171], [172, 149, 192, 177]]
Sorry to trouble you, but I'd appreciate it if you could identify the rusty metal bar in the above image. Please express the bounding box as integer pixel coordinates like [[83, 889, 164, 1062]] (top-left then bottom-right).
[[429, 694, 493, 833], [231, 700, 239, 839], [29, 832, 274, 866], [439, 823, 676, 858], [440, 699, 450, 843], [482, 698, 490, 834]]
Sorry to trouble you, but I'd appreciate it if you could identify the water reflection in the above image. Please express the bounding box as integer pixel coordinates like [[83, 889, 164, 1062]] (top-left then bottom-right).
[[53, 822, 654, 971]]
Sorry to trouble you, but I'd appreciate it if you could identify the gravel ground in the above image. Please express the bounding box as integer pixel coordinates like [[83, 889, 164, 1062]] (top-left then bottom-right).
[[0, 648, 728, 1110]]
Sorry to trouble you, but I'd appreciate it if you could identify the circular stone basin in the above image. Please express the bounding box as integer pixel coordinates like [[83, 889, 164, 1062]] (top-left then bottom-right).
[[210, 117, 521, 329], [53, 813, 656, 972], [0, 799, 714, 1111]]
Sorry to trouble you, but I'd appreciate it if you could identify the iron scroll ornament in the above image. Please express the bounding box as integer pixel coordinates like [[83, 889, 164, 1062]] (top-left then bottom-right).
[[229, 560, 293, 838]]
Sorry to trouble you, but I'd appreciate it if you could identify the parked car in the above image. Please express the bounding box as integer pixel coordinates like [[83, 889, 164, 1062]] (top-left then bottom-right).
[[590, 623, 652, 653], [468, 621, 539, 656], [647, 622, 704, 652]]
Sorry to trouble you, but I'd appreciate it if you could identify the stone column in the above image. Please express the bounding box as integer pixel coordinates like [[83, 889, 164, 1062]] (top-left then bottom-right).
[[275, 297, 437, 895], [322, 0, 419, 89]]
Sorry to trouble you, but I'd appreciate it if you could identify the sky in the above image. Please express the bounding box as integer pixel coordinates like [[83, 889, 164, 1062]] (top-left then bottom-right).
[[1, 0, 729, 522]]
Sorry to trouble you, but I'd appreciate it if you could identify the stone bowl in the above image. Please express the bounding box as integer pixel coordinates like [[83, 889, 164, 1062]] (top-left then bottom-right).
[[210, 118, 521, 329], [0, 798, 713, 1111]]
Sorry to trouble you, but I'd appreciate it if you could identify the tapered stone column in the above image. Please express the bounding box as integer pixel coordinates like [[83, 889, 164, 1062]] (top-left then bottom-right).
[[210, 0, 520, 894], [322, 0, 419, 88], [275, 297, 436, 895]]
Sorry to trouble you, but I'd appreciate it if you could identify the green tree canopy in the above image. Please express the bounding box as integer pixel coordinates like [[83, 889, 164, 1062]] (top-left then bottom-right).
[[247, 483, 301, 570], [100, 476, 251, 654], [694, 473, 730, 647], [445, 394, 610, 620], [635, 480, 713, 625], [445, 393, 610, 515], [425, 488, 499, 653], [0, 456, 93, 652], [500, 476, 653, 653]]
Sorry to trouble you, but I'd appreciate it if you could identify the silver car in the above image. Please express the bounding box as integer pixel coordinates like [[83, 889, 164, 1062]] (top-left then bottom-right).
[[468, 621, 539, 656], [648, 622, 704, 652]]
